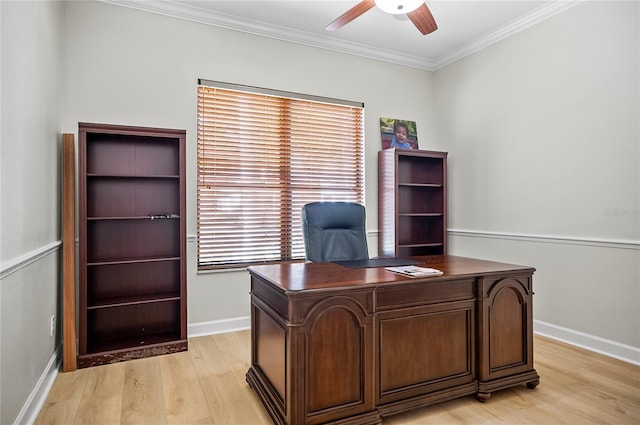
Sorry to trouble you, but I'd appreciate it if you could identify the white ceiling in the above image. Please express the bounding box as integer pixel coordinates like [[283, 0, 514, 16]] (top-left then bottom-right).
[[101, 0, 582, 70]]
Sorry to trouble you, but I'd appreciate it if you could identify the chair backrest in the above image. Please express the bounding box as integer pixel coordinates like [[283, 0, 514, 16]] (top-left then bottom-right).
[[301, 202, 369, 262]]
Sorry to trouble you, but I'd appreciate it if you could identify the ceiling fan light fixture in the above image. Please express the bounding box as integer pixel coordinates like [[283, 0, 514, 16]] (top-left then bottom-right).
[[374, 0, 423, 15]]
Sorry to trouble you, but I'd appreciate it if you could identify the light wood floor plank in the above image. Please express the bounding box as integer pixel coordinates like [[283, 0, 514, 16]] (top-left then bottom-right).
[[120, 357, 167, 425], [191, 333, 271, 425], [159, 349, 212, 424], [71, 361, 126, 425], [33, 369, 87, 425], [34, 333, 640, 425]]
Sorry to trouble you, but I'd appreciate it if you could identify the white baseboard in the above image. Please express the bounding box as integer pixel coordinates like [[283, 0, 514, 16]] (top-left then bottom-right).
[[188, 316, 251, 338], [17, 346, 61, 425], [534, 320, 640, 366]]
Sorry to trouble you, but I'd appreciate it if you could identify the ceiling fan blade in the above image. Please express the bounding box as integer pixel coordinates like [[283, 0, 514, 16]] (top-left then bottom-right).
[[325, 0, 376, 31], [408, 3, 438, 35]]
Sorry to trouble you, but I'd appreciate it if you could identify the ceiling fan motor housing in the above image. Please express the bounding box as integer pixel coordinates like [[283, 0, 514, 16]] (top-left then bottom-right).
[[375, 0, 424, 14]]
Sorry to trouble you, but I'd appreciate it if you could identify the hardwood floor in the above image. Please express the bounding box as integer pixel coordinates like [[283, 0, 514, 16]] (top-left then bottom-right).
[[35, 331, 640, 425]]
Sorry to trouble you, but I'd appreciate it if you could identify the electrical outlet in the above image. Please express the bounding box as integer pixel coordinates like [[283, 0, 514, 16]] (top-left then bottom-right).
[[50, 315, 56, 337]]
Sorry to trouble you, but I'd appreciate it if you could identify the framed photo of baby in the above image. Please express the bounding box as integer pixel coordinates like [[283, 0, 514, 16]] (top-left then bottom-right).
[[380, 117, 418, 150]]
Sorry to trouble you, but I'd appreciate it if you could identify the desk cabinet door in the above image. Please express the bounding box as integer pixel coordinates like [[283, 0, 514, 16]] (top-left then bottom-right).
[[477, 274, 534, 382], [297, 296, 375, 425]]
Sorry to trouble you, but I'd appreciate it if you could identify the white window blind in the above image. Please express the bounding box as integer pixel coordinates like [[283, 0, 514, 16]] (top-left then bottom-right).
[[197, 81, 365, 269]]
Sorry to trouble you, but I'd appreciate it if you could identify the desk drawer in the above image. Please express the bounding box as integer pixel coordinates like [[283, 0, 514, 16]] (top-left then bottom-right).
[[376, 279, 474, 311]]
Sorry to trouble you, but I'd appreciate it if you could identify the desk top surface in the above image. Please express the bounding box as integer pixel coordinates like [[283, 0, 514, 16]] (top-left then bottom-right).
[[247, 255, 535, 293]]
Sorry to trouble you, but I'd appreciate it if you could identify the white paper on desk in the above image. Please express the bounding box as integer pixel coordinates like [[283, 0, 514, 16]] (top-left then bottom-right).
[[385, 266, 444, 278]]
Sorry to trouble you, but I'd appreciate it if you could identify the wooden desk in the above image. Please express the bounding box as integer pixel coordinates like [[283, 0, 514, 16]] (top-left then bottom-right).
[[246, 255, 540, 425]]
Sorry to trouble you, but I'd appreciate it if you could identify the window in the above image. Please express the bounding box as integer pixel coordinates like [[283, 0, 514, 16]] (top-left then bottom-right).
[[197, 80, 365, 269]]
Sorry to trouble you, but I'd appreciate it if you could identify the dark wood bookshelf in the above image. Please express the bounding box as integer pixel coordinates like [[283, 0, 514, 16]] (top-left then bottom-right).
[[378, 149, 448, 258], [78, 123, 187, 368]]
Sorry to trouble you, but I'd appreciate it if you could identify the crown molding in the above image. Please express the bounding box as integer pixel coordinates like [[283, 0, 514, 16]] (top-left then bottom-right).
[[98, 0, 582, 71], [431, 0, 584, 70]]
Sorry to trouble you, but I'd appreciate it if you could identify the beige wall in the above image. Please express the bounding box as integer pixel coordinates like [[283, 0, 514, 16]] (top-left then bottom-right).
[[434, 0, 639, 353], [1, 1, 65, 423]]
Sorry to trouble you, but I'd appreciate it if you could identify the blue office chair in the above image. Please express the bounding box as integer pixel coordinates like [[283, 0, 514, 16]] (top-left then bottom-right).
[[301, 202, 369, 262]]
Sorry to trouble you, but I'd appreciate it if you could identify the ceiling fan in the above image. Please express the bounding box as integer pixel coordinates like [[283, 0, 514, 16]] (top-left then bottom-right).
[[326, 0, 438, 35]]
